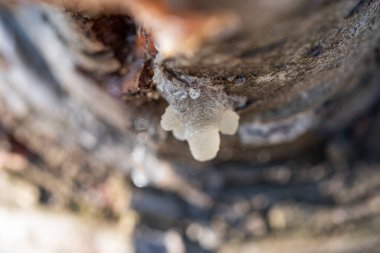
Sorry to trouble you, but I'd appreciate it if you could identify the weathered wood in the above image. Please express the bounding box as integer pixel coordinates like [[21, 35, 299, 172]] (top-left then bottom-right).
[[0, 1, 380, 253]]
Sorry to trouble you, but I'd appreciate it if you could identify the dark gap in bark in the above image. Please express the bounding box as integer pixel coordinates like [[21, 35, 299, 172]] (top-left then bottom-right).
[[345, 0, 373, 19], [308, 43, 324, 57], [38, 185, 53, 205], [70, 12, 158, 101], [91, 15, 136, 63], [239, 39, 288, 59]]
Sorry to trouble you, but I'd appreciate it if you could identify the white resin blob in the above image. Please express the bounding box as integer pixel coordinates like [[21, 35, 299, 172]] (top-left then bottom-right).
[[161, 106, 239, 161], [154, 65, 241, 162]]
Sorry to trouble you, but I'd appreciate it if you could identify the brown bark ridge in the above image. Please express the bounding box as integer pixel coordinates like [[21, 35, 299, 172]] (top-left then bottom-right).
[[0, 1, 380, 253], [156, 0, 380, 162]]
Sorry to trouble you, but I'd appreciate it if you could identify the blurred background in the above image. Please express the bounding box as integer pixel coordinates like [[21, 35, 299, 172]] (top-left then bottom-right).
[[0, 0, 380, 252]]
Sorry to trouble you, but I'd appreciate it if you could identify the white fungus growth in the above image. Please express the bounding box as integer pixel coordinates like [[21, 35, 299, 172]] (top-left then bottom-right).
[[154, 66, 240, 162]]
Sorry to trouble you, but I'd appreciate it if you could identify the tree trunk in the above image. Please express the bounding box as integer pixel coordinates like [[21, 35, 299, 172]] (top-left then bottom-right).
[[0, 1, 380, 253]]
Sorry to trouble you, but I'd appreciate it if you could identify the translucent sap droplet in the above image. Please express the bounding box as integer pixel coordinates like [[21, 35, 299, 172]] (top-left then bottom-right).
[[174, 90, 188, 100], [132, 170, 149, 188], [189, 88, 201, 99]]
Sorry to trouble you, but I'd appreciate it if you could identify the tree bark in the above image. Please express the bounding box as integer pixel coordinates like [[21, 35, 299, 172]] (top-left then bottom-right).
[[0, 1, 380, 253]]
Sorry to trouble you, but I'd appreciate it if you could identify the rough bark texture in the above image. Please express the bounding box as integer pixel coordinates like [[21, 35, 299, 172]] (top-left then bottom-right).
[[0, 1, 380, 253]]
